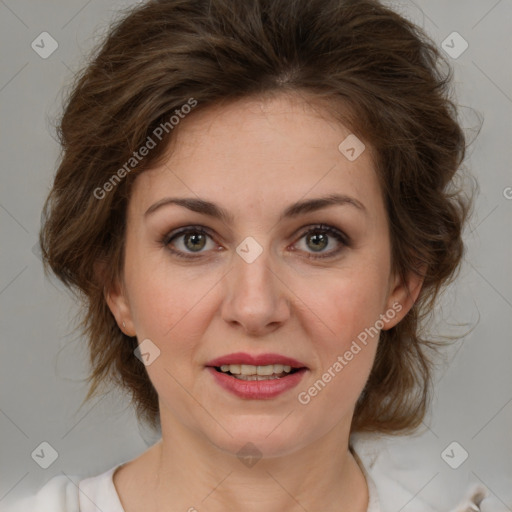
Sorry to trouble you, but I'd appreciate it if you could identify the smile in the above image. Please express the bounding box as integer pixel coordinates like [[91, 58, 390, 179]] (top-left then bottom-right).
[[205, 352, 308, 398]]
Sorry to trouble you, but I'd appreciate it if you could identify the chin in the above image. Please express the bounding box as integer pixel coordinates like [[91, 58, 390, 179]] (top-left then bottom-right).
[[203, 416, 311, 460]]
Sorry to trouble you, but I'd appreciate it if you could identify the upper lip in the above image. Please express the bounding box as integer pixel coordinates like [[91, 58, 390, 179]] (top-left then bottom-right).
[[206, 352, 307, 369]]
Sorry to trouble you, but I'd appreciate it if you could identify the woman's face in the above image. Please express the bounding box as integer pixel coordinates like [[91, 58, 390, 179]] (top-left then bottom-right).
[[108, 93, 418, 457]]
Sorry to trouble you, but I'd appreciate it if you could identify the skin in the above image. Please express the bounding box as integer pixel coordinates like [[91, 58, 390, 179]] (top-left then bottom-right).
[[105, 92, 423, 512]]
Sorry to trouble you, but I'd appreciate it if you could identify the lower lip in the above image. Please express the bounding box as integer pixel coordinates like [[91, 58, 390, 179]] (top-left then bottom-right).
[[207, 367, 307, 399]]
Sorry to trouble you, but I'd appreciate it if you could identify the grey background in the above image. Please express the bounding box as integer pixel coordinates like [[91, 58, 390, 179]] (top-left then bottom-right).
[[1, 0, 511, 510]]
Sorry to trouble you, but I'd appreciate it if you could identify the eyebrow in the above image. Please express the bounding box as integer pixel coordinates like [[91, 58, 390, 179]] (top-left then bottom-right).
[[144, 193, 366, 223]]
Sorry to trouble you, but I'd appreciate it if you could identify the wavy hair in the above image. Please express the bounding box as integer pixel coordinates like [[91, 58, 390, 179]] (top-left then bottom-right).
[[40, 0, 473, 434]]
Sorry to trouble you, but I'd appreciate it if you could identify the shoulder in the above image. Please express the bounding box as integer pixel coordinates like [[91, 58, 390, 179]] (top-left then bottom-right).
[[4, 474, 79, 512], [350, 433, 498, 512], [4, 465, 125, 512]]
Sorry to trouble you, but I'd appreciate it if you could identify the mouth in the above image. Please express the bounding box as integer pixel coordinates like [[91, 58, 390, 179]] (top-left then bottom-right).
[[205, 352, 308, 379], [205, 352, 308, 398]]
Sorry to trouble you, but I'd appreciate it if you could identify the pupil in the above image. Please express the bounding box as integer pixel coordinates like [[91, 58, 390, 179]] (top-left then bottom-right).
[[308, 232, 327, 251], [185, 233, 206, 251]]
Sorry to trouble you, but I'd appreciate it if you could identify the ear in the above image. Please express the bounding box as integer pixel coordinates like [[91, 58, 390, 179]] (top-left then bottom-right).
[[96, 258, 136, 337], [381, 267, 425, 331]]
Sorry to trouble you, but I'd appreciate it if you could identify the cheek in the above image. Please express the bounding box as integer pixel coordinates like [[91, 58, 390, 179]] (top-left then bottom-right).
[[294, 282, 383, 413], [293, 263, 389, 399], [129, 270, 208, 340], [300, 267, 389, 343], [123, 236, 214, 334], [126, 269, 211, 395]]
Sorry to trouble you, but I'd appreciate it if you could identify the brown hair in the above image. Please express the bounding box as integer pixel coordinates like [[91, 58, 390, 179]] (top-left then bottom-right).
[[41, 0, 472, 435]]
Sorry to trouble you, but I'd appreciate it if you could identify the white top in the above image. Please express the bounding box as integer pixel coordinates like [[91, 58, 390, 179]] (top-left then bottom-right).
[[4, 436, 491, 512]]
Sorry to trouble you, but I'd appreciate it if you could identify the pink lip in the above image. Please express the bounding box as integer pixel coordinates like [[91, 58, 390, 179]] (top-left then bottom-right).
[[206, 352, 307, 368], [207, 367, 308, 399]]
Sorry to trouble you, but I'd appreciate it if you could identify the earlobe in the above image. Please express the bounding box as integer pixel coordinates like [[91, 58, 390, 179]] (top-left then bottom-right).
[[382, 269, 425, 330], [104, 280, 136, 337], [95, 259, 135, 336]]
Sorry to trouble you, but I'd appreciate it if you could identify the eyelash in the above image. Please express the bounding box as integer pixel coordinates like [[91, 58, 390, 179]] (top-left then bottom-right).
[[162, 224, 350, 261]]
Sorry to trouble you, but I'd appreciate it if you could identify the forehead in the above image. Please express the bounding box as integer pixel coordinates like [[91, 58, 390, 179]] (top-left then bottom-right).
[[129, 93, 382, 218]]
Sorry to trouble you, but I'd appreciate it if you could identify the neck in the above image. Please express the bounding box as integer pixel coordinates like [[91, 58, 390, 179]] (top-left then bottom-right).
[[144, 415, 369, 512]]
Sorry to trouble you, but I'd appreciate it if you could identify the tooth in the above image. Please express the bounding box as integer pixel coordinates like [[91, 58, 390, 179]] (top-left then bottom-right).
[[257, 365, 274, 376], [229, 364, 241, 375], [235, 374, 281, 381], [218, 363, 296, 376], [240, 364, 258, 376]]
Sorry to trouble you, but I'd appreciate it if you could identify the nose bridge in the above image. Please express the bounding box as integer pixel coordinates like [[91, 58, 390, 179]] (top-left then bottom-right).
[[221, 236, 289, 333]]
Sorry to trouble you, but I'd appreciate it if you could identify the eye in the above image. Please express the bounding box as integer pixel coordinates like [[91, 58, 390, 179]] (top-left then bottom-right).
[[293, 224, 349, 259], [163, 226, 218, 259], [163, 223, 349, 261]]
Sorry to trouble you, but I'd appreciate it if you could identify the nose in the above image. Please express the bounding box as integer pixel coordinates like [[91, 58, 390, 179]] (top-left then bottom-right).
[[220, 244, 291, 336]]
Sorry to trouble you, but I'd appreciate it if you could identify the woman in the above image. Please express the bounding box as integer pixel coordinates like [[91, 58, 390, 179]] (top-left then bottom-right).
[[7, 0, 491, 510]]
